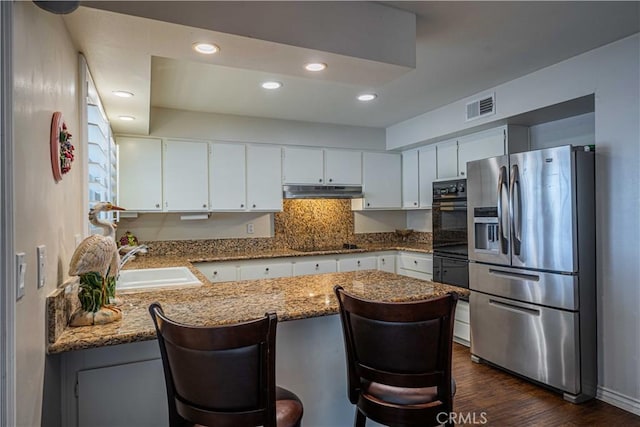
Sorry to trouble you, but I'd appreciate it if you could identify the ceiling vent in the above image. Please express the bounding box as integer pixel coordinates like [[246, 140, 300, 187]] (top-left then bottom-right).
[[466, 93, 495, 121]]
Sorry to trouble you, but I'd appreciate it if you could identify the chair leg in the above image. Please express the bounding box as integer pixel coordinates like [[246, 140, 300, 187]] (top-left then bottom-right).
[[354, 408, 366, 427]]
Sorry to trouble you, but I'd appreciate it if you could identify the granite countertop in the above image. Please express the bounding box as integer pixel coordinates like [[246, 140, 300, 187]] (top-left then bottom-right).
[[48, 270, 468, 354]]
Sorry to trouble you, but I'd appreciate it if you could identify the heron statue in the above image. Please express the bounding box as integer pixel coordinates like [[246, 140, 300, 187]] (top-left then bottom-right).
[[68, 202, 125, 326]]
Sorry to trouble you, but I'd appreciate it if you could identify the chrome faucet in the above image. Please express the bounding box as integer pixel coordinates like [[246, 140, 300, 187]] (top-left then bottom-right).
[[119, 245, 149, 269]]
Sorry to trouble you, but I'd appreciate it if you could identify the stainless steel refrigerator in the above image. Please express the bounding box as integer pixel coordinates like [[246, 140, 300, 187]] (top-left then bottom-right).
[[466, 145, 596, 403]]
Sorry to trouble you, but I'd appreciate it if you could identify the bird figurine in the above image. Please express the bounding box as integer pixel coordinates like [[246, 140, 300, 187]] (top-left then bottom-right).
[[68, 202, 125, 326]]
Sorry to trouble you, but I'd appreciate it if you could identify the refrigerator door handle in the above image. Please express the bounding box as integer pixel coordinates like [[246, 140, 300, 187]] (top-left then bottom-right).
[[488, 268, 540, 282], [509, 164, 522, 255], [489, 298, 540, 316], [497, 165, 509, 254]]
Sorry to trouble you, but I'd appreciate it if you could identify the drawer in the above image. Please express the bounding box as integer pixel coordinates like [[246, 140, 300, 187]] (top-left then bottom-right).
[[455, 300, 470, 324], [397, 267, 432, 282], [239, 262, 292, 281], [338, 256, 377, 272], [377, 255, 396, 273], [398, 254, 433, 274], [194, 263, 238, 283], [293, 259, 337, 276]]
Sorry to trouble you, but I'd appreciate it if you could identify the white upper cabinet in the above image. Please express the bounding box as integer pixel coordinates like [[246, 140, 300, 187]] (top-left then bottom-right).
[[282, 147, 324, 185], [163, 140, 209, 212], [324, 149, 362, 185], [362, 152, 402, 209], [418, 144, 437, 208], [436, 139, 459, 179], [118, 137, 163, 211], [246, 145, 283, 211], [457, 127, 506, 177], [283, 147, 362, 185], [209, 143, 246, 211], [402, 150, 419, 208]]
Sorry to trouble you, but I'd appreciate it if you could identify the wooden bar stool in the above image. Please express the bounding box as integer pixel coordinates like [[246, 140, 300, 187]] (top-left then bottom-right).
[[149, 303, 303, 427], [334, 286, 458, 427]]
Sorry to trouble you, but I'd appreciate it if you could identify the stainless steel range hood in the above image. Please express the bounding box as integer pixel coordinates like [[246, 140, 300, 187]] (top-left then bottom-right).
[[283, 185, 363, 199]]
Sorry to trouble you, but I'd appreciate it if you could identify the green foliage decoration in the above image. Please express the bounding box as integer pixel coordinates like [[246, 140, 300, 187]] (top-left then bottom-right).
[[78, 272, 104, 312]]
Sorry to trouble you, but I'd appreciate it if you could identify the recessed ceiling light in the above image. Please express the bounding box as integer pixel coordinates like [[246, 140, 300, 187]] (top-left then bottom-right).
[[193, 42, 219, 55], [305, 62, 327, 72], [112, 90, 134, 98], [119, 115, 136, 121], [357, 93, 377, 102], [261, 81, 283, 90]]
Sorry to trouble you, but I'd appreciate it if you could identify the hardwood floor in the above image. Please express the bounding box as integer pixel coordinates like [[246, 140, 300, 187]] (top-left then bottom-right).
[[451, 343, 640, 426]]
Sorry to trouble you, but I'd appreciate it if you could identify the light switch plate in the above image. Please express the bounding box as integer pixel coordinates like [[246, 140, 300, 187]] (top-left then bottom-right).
[[37, 245, 46, 289], [16, 252, 26, 300]]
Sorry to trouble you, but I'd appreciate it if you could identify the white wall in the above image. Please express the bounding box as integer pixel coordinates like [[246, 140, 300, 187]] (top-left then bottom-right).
[[13, 3, 85, 426], [530, 112, 595, 150], [118, 212, 273, 241], [148, 107, 386, 150], [388, 35, 640, 412]]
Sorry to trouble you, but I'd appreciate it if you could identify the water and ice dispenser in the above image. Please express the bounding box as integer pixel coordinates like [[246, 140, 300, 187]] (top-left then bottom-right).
[[473, 207, 500, 253]]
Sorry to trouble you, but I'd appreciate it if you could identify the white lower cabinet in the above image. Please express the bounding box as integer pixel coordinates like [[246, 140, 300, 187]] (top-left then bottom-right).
[[396, 252, 433, 281], [195, 262, 238, 283], [377, 253, 396, 273], [239, 261, 292, 281], [338, 255, 378, 272], [292, 258, 338, 276], [454, 300, 471, 347]]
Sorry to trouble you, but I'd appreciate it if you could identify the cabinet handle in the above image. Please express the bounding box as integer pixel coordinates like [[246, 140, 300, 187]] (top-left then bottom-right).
[[461, 171, 465, 176], [414, 202, 417, 206], [357, 260, 361, 265], [240, 204, 244, 208], [202, 204, 207, 208], [252, 204, 256, 208], [265, 267, 270, 272], [414, 260, 418, 264], [315, 263, 319, 269], [367, 202, 370, 207], [329, 178, 333, 183], [213, 271, 218, 275], [155, 203, 160, 208], [319, 178, 323, 183], [381, 258, 385, 263]]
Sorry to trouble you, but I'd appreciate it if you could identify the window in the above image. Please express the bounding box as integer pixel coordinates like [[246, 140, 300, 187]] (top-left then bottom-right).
[[85, 68, 117, 234]]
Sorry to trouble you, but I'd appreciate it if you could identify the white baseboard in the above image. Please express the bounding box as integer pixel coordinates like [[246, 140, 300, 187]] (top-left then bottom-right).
[[597, 385, 640, 416]]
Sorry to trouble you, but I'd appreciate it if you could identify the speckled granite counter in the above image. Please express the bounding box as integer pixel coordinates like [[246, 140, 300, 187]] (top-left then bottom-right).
[[48, 270, 467, 354]]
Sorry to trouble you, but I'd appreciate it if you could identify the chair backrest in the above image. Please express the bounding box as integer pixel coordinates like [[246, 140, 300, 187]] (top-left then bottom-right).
[[149, 303, 278, 427], [334, 286, 458, 407]]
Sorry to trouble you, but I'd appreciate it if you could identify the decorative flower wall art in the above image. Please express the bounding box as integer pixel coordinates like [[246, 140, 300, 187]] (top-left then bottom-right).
[[50, 111, 75, 182]]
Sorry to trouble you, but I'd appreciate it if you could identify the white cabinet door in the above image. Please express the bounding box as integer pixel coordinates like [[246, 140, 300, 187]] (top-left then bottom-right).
[[377, 254, 396, 273], [454, 300, 471, 346], [397, 252, 433, 281], [194, 262, 238, 283], [338, 256, 377, 272], [418, 145, 437, 208], [210, 143, 247, 211], [402, 150, 419, 208], [436, 139, 458, 179], [163, 140, 209, 212], [362, 152, 401, 209], [283, 147, 324, 185], [78, 359, 167, 427], [457, 127, 505, 177], [324, 149, 362, 185], [293, 259, 337, 276], [246, 145, 282, 211], [118, 137, 163, 211], [239, 261, 292, 280]]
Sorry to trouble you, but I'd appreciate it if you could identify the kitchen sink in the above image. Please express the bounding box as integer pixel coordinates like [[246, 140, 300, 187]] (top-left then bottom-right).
[[117, 267, 202, 291]]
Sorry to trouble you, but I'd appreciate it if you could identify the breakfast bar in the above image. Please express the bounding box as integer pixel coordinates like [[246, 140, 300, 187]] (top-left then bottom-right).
[[48, 269, 467, 427]]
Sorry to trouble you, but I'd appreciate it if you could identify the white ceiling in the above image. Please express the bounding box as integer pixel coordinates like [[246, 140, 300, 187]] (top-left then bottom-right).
[[63, 1, 640, 135]]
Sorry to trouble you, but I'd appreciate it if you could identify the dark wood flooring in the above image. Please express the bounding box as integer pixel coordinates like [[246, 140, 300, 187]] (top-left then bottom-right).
[[452, 343, 640, 426]]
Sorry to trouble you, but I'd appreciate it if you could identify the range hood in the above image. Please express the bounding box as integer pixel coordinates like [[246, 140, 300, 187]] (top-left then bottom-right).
[[283, 185, 363, 199]]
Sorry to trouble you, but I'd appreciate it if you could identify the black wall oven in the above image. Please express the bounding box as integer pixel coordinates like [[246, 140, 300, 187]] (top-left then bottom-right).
[[432, 179, 469, 297]]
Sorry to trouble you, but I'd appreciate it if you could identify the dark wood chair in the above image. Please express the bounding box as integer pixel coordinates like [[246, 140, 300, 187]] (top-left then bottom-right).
[[334, 286, 458, 427], [149, 303, 303, 427]]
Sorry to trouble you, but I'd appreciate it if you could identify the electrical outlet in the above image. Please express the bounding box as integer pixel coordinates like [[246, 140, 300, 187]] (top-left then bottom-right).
[[37, 245, 46, 289], [247, 223, 254, 234], [16, 253, 26, 300]]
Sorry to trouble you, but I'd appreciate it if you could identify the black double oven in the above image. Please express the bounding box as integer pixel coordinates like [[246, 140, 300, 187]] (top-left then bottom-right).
[[432, 179, 469, 298]]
